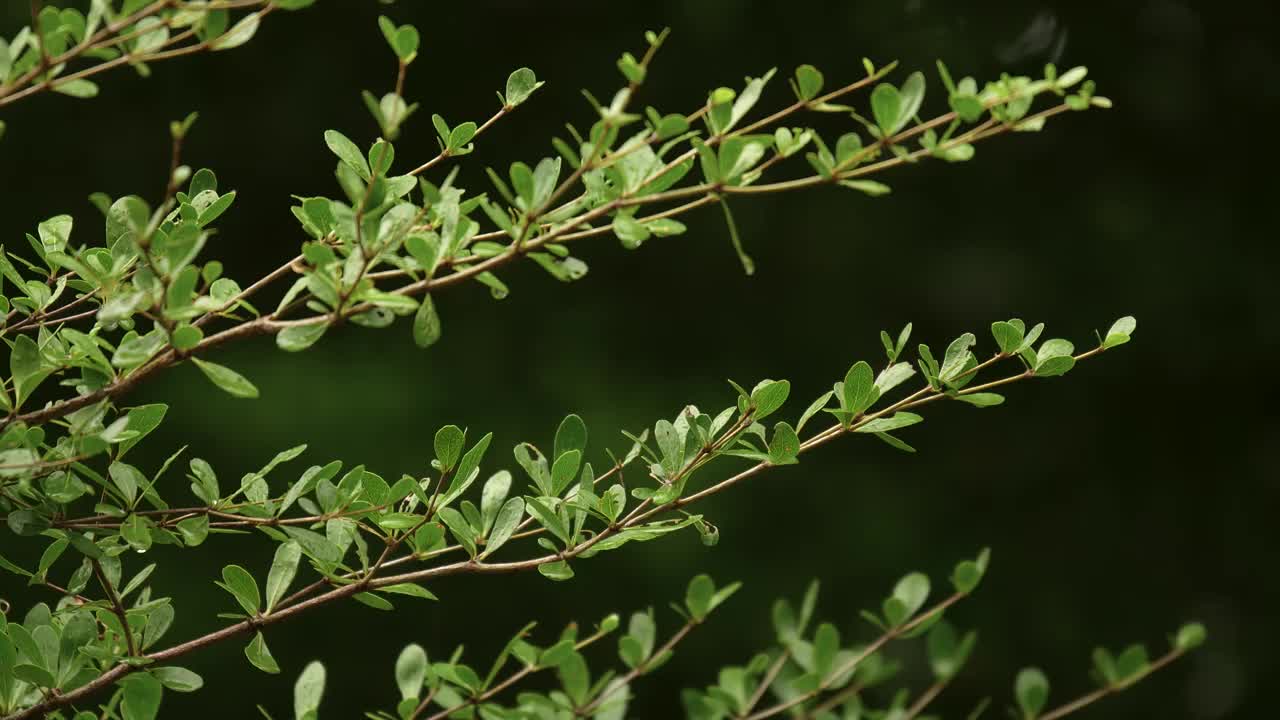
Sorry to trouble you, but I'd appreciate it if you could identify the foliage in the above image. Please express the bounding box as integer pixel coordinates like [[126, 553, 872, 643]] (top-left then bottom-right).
[[0, 3, 1196, 719]]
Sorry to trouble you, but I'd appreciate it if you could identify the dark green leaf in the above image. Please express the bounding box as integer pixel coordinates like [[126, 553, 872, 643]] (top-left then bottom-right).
[[554, 414, 588, 460], [434, 425, 465, 472]]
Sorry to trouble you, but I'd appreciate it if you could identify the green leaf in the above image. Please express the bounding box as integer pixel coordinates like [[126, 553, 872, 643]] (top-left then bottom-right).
[[13, 664, 56, 689], [198, 191, 236, 227], [558, 651, 589, 705], [412, 294, 442, 348], [882, 572, 929, 626], [1015, 667, 1049, 717], [554, 414, 588, 460], [794, 64, 824, 100], [541, 639, 577, 667], [176, 516, 209, 547], [210, 12, 259, 50], [37, 214, 73, 252], [1114, 644, 1149, 682], [750, 379, 790, 420], [121, 514, 153, 552], [939, 332, 976, 382], [856, 412, 922, 434], [926, 621, 976, 680], [875, 362, 916, 395], [10, 335, 51, 407], [953, 392, 1004, 407], [480, 469, 512, 529], [265, 541, 301, 612], [813, 622, 840, 678], [524, 497, 569, 545], [991, 320, 1024, 354], [395, 644, 428, 701], [438, 507, 477, 558], [112, 331, 166, 369], [897, 71, 926, 130], [951, 548, 990, 594], [621, 611, 655, 668], [504, 67, 543, 107], [768, 422, 800, 465], [276, 324, 327, 353], [870, 83, 901, 134], [245, 632, 280, 674], [5, 507, 48, 535], [434, 425, 465, 472], [392, 26, 419, 61], [218, 564, 260, 615], [152, 666, 204, 693], [192, 358, 260, 398], [54, 79, 99, 98], [871, 72, 925, 135], [280, 527, 342, 567], [719, 198, 754, 275], [875, 432, 916, 452], [121, 673, 164, 720], [1102, 315, 1136, 349], [449, 432, 493, 503], [293, 661, 325, 720], [171, 324, 203, 351], [1033, 355, 1076, 378], [378, 586, 432, 603], [1092, 648, 1118, 685], [796, 391, 833, 434], [538, 559, 574, 581], [613, 215, 650, 249], [405, 234, 438, 273], [839, 179, 891, 196], [842, 361, 877, 418], [109, 462, 143, 506], [685, 574, 714, 621], [481, 497, 524, 558], [550, 449, 581, 496], [1174, 622, 1207, 651], [354, 592, 394, 610], [323, 129, 371, 181]]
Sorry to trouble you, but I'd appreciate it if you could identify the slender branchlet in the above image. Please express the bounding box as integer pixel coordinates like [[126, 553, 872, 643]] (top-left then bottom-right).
[[0, 7, 1197, 720]]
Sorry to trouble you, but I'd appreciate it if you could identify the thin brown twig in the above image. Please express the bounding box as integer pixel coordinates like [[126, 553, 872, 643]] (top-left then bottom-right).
[[91, 558, 138, 657], [0, 1, 283, 109], [0, 343, 1115, 720], [1038, 648, 1187, 720]]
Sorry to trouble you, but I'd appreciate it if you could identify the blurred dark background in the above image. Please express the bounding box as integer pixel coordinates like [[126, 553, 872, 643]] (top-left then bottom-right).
[[2, 1, 1276, 718]]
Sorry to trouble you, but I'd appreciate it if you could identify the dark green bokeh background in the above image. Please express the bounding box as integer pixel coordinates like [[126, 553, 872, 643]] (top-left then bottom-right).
[[2, 1, 1276, 717]]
